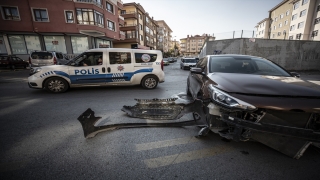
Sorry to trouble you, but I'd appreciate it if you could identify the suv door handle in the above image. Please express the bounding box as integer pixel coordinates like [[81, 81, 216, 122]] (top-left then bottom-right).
[[107, 67, 111, 73], [102, 67, 105, 73]]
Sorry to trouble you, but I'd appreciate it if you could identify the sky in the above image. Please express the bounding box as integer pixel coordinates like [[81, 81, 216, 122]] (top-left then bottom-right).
[[122, 0, 283, 40]]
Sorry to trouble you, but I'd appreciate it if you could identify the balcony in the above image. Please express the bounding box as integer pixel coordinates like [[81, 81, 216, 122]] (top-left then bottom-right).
[[117, 0, 124, 9], [119, 31, 125, 40], [146, 41, 154, 47], [121, 11, 138, 19], [113, 37, 139, 43], [118, 15, 124, 26], [74, 0, 103, 8], [119, 24, 138, 31]]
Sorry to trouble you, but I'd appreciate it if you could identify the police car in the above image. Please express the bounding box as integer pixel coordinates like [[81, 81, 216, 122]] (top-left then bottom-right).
[[28, 48, 165, 93]]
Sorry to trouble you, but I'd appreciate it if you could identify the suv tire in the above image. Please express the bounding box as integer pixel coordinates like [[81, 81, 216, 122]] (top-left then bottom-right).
[[44, 77, 69, 93], [141, 75, 158, 89]]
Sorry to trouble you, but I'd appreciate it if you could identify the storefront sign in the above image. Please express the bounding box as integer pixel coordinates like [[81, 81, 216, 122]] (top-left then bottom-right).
[[99, 44, 109, 48], [52, 41, 59, 45]]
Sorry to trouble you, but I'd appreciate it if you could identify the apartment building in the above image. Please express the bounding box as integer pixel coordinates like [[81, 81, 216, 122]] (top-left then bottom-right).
[[180, 34, 214, 57], [255, 18, 270, 38], [113, 2, 158, 50], [310, 0, 320, 41], [288, 0, 319, 40], [0, 0, 124, 58], [156, 20, 172, 53], [269, 0, 292, 40]]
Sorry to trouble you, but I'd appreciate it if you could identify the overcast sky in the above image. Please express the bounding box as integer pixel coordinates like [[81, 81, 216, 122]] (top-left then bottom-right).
[[123, 0, 282, 40]]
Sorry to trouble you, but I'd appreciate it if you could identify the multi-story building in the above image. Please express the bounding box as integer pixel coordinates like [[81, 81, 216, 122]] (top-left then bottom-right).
[[310, 0, 320, 41], [288, 0, 319, 40], [156, 20, 172, 53], [180, 34, 214, 57], [255, 18, 271, 38], [113, 2, 158, 50], [269, 0, 292, 40], [0, 0, 124, 58]]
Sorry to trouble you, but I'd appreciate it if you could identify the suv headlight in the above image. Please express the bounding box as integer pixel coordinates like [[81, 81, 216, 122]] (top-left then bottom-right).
[[29, 67, 42, 76], [208, 84, 256, 111]]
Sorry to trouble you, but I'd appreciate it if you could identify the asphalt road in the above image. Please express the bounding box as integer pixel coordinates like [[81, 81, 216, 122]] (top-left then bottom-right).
[[0, 63, 320, 180]]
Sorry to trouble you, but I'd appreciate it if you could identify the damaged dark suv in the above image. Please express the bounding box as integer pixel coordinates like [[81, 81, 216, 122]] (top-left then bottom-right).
[[186, 54, 320, 159]]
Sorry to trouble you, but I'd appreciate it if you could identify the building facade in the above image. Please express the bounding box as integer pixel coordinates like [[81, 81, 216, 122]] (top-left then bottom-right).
[[156, 20, 172, 53], [255, 18, 270, 38], [112, 2, 158, 50], [269, 0, 292, 40], [180, 34, 214, 57], [0, 0, 124, 59], [288, 0, 319, 40]]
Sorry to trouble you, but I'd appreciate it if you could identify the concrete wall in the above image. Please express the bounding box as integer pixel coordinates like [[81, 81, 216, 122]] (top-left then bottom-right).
[[201, 38, 320, 70]]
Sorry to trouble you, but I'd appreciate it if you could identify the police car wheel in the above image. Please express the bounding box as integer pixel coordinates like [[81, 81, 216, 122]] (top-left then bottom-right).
[[141, 76, 158, 89], [44, 77, 69, 93]]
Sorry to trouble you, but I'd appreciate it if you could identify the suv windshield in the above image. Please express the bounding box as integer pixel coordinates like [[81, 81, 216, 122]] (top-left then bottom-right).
[[209, 56, 291, 76], [31, 52, 53, 59], [184, 59, 197, 63]]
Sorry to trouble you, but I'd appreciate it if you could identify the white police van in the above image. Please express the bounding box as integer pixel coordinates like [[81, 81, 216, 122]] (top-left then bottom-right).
[[28, 48, 165, 93]]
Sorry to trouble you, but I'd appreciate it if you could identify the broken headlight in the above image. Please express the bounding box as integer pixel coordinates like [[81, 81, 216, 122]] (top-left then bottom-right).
[[29, 68, 42, 76], [208, 84, 256, 111]]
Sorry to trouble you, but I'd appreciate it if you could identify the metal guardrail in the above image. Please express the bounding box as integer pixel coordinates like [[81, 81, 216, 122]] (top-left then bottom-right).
[[75, 0, 103, 8]]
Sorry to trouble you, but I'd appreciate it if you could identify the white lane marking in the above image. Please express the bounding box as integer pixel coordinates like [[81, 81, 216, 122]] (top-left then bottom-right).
[[135, 137, 199, 151], [308, 80, 320, 86]]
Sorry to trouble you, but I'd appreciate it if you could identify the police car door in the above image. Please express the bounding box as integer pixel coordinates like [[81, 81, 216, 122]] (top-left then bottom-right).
[[106, 50, 133, 84], [68, 51, 106, 85]]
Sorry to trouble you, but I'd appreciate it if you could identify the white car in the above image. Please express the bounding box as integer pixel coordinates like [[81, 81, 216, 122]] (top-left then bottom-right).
[[180, 58, 197, 70], [28, 48, 165, 93]]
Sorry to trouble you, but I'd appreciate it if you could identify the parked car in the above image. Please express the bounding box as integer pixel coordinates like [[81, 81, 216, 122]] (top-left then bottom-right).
[[180, 58, 197, 70], [163, 58, 170, 66], [168, 57, 174, 63], [186, 54, 320, 158], [0, 55, 29, 69], [28, 48, 165, 93], [29, 51, 69, 67]]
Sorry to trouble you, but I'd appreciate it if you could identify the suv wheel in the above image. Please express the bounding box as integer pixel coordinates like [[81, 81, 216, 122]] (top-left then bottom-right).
[[141, 75, 158, 89], [44, 77, 69, 93]]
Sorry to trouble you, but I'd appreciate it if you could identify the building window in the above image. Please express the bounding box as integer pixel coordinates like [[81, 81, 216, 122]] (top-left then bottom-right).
[[44, 36, 67, 53], [279, 23, 282, 28], [317, 5, 320, 11], [275, 17, 278, 22], [286, 10, 290, 16], [315, 17, 320, 25], [146, 16, 149, 23], [96, 38, 110, 48], [71, 37, 89, 53], [293, 2, 300, 10], [77, 9, 104, 27], [285, 20, 288, 25], [296, 33, 301, 40], [25, 35, 41, 53], [262, 30, 264, 34], [273, 26, 276, 30], [280, 14, 284, 19], [107, 20, 115, 31], [283, 30, 286, 36], [1, 6, 20, 20], [302, 0, 309, 5], [140, 35, 143, 41], [138, 13, 141, 19], [33, 8, 49, 22], [125, 31, 136, 39], [312, 30, 318, 37], [106, 2, 114, 13], [300, 9, 306, 17], [121, 10, 126, 14], [292, 14, 297, 21], [289, 36, 293, 40], [297, 21, 304, 29], [139, 24, 142, 30], [65, 11, 74, 23], [277, 32, 281, 36], [290, 25, 295, 31], [8, 35, 27, 54]]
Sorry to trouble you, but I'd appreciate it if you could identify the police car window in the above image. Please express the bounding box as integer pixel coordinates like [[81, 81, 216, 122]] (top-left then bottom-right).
[[109, 52, 131, 64], [135, 53, 157, 63], [75, 52, 103, 66]]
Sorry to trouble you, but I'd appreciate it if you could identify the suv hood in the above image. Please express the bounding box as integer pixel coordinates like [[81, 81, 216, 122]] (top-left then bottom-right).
[[209, 73, 320, 97]]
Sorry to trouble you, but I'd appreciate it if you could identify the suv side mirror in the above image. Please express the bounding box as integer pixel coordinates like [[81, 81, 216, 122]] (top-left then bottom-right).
[[181, 59, 184, 62], [190, 67, 205, 75], [70, 62, 76, 66], [290, 72, 300, 78]]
